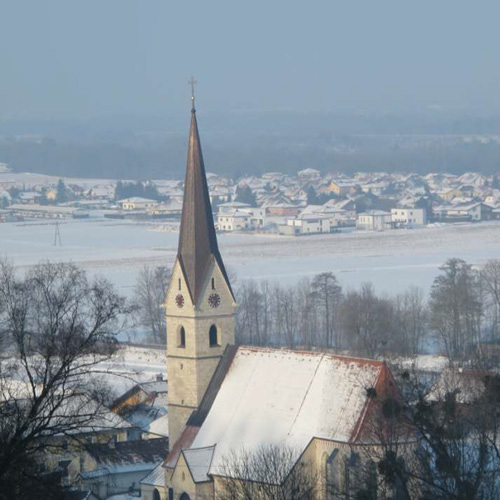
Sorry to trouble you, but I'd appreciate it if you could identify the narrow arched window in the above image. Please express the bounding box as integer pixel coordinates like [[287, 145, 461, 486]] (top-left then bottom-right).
[[209, 325, 219, 347], [178, 326, 186, 348], [211, 277, 215, 290]]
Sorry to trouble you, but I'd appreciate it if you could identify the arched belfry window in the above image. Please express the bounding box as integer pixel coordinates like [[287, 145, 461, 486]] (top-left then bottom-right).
[[153, 489, 161, 500], [178, 326, 186, 348], [180, 494, 191, 500], [209, 325, 219, 347]]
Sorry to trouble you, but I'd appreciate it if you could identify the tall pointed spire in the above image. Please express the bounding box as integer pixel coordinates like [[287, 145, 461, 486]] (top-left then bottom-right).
[[177, 88, 233, 305]]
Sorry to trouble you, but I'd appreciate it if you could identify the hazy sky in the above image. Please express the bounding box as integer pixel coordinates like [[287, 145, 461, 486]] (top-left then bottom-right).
[[1, 0, 499, 119]]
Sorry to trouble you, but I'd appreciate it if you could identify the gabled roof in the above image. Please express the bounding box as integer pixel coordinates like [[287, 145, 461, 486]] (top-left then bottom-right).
[[85, 437, 168, 467], [140, 462, 166, 487], [189, 347, 397, 477], [177, 104, 233, 304], [183, 446, 216, 483]]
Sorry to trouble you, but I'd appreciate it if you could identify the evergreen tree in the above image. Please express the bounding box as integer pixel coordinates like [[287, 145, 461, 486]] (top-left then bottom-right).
[[306, 186, 318, 205], [235, 185, 257, 206], [56, 179, 68, 203]]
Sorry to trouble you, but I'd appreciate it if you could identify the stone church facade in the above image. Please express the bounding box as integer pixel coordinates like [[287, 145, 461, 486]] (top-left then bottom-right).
[[141, 96, 414, 500]]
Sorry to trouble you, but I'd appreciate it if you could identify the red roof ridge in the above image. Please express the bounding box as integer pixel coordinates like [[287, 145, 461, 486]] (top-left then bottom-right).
[[164, 424, 200, 470]]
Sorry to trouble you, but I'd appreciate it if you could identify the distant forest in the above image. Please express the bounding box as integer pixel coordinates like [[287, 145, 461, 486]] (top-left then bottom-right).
[[1, 111, 500, 179]]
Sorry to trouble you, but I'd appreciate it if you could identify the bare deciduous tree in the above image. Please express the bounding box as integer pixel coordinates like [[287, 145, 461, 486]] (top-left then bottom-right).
[[393, 286, 428, 356], [132, 265, 170, 343], [481, 259, 500, 341], [0, 261, 126, 499], [430, 258, 482, 362], [216, 444, 318, 500], [341, 283, 394, 358], [311, 272, 342, 349]]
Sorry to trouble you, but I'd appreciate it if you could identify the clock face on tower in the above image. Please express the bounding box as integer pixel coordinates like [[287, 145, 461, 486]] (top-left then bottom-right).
[[208, 293, 221, 308], [175, 294, 185, 308]]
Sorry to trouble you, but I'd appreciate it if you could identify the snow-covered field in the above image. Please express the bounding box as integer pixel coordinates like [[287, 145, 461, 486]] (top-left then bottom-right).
[[1, 218, 499, 298]]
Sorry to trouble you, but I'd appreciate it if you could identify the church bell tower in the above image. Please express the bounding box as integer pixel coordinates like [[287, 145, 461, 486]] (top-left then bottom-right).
[[165, 88, 236, 446]]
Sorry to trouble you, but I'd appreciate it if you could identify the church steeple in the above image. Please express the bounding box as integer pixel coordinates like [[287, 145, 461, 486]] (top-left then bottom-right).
[[177, 88, 233, 305], [165, 84, 237, 447]]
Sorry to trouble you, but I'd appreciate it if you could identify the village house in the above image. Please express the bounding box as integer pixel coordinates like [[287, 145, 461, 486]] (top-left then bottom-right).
[[148, 200, 183, 217], [18, 191, 42, 204], [117, 197, 159, 211], [360, 182, 386, 195], [391, 208, 427, 227], [216, 209, 251, 231], [356, 210, 392, 231], [434, 202, 493, 222], [263, 202, 301, 217], [217, 201, 250, 213], [112, 379, 168, 415], [279, 213, 331, 235], [77, 438, 169, 499], [216, 206, 252, 231], [327, 180, 359, 196], [38, 397, 134, 488], [7, 203, 80, 219], [288, 204, 353, 232], [86, 184, 116, 200]]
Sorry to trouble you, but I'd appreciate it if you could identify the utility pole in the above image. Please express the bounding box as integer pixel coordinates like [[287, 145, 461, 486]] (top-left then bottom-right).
[[53, 220, 62, 247]]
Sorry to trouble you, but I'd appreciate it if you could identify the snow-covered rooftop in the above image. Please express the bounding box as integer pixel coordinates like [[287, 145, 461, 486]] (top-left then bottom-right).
[[191, 347, 385, 477], [140, 462, 165, 487], [146, 413, 169, 437], [183, 446, 215, 483]]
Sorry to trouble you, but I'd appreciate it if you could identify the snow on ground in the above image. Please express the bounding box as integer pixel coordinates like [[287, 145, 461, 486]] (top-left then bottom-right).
[[395, 354, 449, 373], [0, 171, 117, 188], [1, 218, 500, 298]]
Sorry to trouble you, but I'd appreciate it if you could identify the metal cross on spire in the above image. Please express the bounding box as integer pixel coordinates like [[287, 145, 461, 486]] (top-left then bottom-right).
[[189, 77, 197, 109]]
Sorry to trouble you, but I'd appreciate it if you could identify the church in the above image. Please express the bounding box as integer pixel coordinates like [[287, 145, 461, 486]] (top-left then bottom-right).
[[140, 93, 411, 500]]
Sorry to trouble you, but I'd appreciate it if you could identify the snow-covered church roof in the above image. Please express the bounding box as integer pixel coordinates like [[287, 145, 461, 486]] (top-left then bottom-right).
[[167, 347, 400, 479]]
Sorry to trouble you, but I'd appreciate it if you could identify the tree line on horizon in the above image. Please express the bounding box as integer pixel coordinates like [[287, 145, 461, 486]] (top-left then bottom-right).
[[131, 257, 500, 367], [3, 129, 500, 179], [234, 258, 500, 365]]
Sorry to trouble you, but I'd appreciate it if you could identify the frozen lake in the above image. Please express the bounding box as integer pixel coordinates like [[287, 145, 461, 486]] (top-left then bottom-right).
[[1, 218, 499, 297]]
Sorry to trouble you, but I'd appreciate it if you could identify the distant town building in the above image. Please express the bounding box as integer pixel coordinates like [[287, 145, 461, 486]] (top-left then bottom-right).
[[327, 180, 358, 196], [117, 197, 159, 211], [357, 210, 392, 231], [391, 208, 427, 227], [217, 209, 251, 231], [280, 213, 331, 235], [434, 202, 493, 222], [217, 201, 251, 213]]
